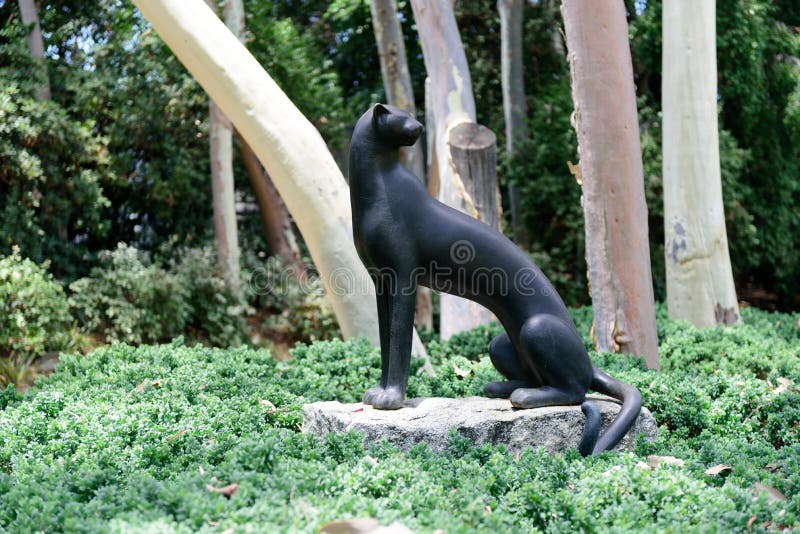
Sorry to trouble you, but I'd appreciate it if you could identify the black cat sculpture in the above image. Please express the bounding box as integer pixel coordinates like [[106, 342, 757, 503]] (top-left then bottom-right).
[[349, 103, 642, 455]]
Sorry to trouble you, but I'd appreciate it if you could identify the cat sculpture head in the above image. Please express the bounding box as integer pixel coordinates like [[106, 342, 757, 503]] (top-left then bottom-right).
[[371, 103, 423, 147]]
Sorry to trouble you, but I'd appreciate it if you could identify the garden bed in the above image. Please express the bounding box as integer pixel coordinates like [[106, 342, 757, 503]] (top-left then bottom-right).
[[0, 307, 798, 532]]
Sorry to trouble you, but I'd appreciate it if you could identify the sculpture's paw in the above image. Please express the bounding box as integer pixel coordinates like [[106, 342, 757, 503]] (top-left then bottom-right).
[[363, 386, 384, 405], [369, 387, 405, 410], [510, 388, 539, 409], [484, 380, 524, 399]]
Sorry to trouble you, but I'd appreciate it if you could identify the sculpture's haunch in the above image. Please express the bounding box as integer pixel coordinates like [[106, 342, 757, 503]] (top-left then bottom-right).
[[348, 103, 642, 455]]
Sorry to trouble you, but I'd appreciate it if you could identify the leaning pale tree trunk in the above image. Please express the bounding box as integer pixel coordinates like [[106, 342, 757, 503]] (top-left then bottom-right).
[[663, 0, 740, 327], [220, 0, 306, 282], [132, 0, 379, 343], [369, 0, 432, 331], [561, 0, 659, 369], [498, 0, 529, 246], [204, 0, 241, 294], [17, 0, 51, 101], [410, 0, 500, 339]]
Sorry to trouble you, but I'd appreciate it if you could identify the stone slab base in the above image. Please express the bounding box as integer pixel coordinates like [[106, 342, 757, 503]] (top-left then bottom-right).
[[302, 396, 657, 455]]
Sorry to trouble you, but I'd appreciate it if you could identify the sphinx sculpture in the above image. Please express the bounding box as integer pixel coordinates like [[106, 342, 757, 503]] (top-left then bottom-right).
[[348, 103, 642, 455]]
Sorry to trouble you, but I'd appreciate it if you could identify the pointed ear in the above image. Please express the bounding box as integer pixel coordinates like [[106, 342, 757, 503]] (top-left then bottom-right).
[[372, 103, 389, 127]]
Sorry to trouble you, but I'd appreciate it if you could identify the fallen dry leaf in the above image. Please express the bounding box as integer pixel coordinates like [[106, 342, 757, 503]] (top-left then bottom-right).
[[647, 455, 685, 468], [259, 399, 277, 414], [704, 464, 732, 476], [168, 429, 188, 442], [206, 482, 239, 498], [764, 462, 782, 473], [754, 483, 787, 502], [134, 378, 164, 392], [747, 515, 757, 531], [453, 364, 471, 377], [773, 377, 791, 395], [318, 518, 415, 534], [602, 465, 622, 477], [567, 160, 582, 186]]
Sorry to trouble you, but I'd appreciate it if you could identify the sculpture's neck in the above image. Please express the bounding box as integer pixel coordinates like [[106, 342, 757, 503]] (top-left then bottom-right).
[[349, 135, 400, 199]]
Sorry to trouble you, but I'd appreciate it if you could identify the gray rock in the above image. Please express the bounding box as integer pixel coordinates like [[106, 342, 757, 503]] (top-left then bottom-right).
[[302, 396, 657, 455]]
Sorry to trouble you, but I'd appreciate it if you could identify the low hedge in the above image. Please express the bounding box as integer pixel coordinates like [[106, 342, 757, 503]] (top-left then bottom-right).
[[0, 307, 798, 532]]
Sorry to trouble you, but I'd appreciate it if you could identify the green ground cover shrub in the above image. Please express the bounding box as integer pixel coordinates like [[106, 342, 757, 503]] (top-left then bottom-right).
[[0, 308, 798, 532]]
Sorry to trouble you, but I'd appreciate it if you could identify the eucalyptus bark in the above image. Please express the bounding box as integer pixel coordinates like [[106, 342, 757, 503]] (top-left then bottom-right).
[[369, 0, 425, 183], [205, 0, 241, 294], [424, 77, 438, 196], [561, 0, 659, 369], [17, 0, 50, 101], [410, 0, 498, 339], [663, 0, 740, 327], [369, 0, 431, 330], [132, 0, 379, 343], [238, 134, 306, 281], [222, 0, 306, 282], [498, 0, 528, 245]]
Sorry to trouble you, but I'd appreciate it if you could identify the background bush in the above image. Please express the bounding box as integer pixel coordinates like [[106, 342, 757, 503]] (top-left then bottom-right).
[[0, 249, 72, 386], [69, 244, 248, 347]]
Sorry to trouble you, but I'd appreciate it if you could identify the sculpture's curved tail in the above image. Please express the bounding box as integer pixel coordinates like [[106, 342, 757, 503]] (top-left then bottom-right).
[[578, 366, 642, 456]]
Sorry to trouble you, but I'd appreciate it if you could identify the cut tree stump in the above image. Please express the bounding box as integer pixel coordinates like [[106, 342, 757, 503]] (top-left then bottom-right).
[[448, 123, 500, 230]]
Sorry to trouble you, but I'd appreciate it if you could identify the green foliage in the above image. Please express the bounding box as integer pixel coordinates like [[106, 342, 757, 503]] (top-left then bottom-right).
[[168, 246, 251, 347], [69, 244, 248, 347], [0, 249, 71, 385], [0, 80, 112, 278], [68, 244, 190, 345], [1, 307, 799, 531], [0, 1, 215, 278], [246, 255, 341, 343], [242, 11, 349, 143]]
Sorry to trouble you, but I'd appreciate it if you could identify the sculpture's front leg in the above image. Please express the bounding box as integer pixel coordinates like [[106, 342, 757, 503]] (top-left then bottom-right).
[[369, 274, 416, 410], [363, 277, 391, 405]]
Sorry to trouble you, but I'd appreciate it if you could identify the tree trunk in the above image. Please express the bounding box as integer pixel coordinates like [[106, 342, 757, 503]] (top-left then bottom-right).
[[424, 77, 438, 196], [410, 0, 498, 339], [17, 0, 51, 101], [561, 0, 659, 369], [498, 0, 529, 246], [220, 0, 306, 283], [132, 0, 379, 343], [369, 0, 432, 330], [449, 123, 501, 230], [205, 0, 241, 294], [368, 0, 425, 183], [663, 0, 740, 327], [238, 134, 307, 281]]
